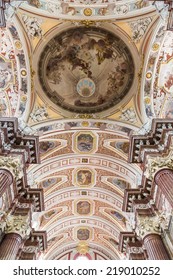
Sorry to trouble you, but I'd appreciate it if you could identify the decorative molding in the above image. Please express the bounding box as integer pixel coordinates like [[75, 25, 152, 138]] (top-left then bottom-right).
[[22, 246, 38, 254], [128, 246, 144, 254], [24, 0, 152, 21]]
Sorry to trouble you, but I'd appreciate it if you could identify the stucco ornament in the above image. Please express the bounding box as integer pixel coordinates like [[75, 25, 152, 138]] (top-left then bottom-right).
[[5, 214, 31, 239], [0, 156, 23, 179], [119, 107, 137, 123], [30, 106, 48, 123], [145, 150, 173, 180], [136, 212, 169, 238], [22, 15, 43, 38], [18, 119, 38, 135], [129, 17, 152, 43]]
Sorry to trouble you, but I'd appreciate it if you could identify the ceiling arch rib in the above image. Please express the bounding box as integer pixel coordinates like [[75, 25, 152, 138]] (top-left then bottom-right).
[[44, 240, 119, 260], [18, 1, 155, 21], [43, 191, 123, 217], [31, 118, 140, 133], [43, 216, 125, 240], [28, 155, 141, 184]]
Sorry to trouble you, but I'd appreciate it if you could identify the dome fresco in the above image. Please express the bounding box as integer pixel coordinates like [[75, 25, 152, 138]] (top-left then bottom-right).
[[39, 27, 135, 113]]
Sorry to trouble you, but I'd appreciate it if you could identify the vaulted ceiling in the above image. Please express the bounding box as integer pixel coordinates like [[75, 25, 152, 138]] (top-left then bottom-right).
[[1, 0, 173, 259]]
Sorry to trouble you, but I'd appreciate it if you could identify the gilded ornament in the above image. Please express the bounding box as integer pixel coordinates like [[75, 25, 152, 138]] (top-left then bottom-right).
[[145, 151, 173, 180], [21, 69, 27, 77], [83, 8, 93, 17], [146, 72, 152, 79], [14, 40, 22, 50], [144, 97, 151, 104], [80, 20, 95, 27], [5, 214, 31, 239], [29, 0, 41, 8], [21, 95, 27, 102], [136, 213, 169, 238], [0, 156, 23, 179], [152, 43, 159, 51], [77, 241, 89, 254], [81, 121, 89, 127]]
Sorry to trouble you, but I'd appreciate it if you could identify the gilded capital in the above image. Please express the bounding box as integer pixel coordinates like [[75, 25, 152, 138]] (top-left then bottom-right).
[[144, 150, 173, 180], [0, 156, 23, 179], [136, 213, 169, 239], [5, 214, 31, 239]]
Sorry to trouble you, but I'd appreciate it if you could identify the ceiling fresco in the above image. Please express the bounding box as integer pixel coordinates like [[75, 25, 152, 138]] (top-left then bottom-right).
[[106, 177, 130, 191], [0, 26, 29, 119], [74, 199, 93, 216], [25, 0, 152, 20], [142, 25, 173, 120], [39, 26, 134, 114], [73, 168, 95, 188], [73, 131, 98, 153], [27, 119, 141, 259], [2, 0, 169, 260]]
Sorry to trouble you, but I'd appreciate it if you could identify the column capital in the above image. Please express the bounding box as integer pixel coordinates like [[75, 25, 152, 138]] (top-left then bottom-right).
[[136, 212, 169, 239], [0, 156, 23, 179], [144, 151, 173, 180], [5, 214, 31, 239]]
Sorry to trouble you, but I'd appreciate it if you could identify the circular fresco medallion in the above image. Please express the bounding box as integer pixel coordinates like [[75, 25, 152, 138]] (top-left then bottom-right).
[[39, 27, 135, 114]]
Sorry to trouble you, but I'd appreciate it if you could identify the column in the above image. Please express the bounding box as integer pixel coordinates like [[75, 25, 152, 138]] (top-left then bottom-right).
[[143, 234, 170, 260], [0, 169, 13, 197], [0, 214, 31, 260], [154, 168, 173, 207], [0, 233, 22, 260], [136, 214, 170, 260]]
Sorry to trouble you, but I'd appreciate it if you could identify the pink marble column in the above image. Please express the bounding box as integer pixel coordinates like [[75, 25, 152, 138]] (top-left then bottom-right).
[[143, 234, 170, 260], [154, 168, 173, 207], [0, 233, 22, 260], [0, 169, 13, 197]]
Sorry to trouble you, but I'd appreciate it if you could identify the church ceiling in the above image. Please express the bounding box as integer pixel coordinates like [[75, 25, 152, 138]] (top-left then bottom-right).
[[1, 0, 172, 260], [26, 116, 141, 258], [27, 121, 141, 258]]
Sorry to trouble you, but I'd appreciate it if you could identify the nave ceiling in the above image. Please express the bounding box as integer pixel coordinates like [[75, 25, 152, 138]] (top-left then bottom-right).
[[0, 0, 173, 259]]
